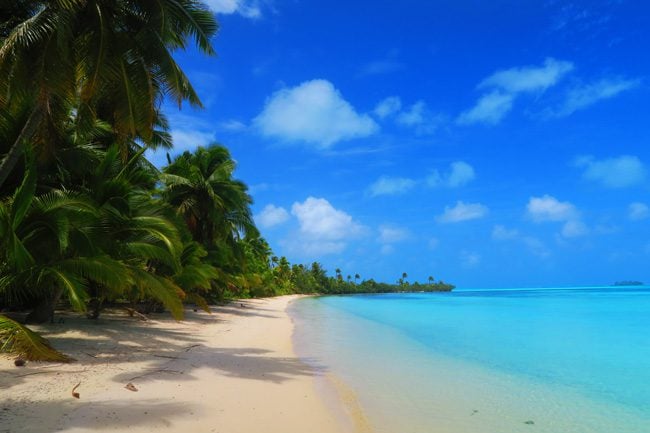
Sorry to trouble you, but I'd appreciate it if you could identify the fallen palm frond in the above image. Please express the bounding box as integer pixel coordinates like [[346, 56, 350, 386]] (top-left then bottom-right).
[[0, 314, 72, 362]]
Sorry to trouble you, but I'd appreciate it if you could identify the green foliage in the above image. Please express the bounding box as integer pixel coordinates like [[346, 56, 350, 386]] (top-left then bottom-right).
[[0, 314, 71, 362], [0, 2, 454, 362]]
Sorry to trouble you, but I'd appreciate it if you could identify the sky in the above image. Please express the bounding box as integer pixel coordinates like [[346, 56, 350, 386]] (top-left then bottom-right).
[[151, 0, 650, 288]]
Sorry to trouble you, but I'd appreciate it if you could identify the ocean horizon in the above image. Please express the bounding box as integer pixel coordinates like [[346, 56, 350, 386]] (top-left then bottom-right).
[[291, 286, 650, 433]]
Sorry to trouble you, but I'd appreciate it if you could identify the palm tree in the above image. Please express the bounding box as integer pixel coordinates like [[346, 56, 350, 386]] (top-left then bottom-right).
[[428, 276, 434, 285], [354, 273, 360, 284], [161, 145, 258, 299], [0, 0, 218, 188], [162, 145, 256, 250]]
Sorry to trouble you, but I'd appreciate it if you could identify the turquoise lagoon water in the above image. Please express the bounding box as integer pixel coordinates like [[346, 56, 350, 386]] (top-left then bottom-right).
[[290, 287, 650, 433]]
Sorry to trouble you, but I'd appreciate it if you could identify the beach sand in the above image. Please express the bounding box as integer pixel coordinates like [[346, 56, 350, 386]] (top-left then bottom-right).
[[0, 295, 358, 433]]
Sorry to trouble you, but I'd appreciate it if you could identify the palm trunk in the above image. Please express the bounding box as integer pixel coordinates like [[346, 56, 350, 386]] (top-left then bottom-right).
[[0, 107, 42, 189], [25, 286, 64, 324]]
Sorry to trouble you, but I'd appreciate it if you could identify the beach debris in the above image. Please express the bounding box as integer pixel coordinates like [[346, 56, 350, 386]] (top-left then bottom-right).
[[184, 344, 201, 352], [524, 420, 535, 425], [124, 308, 148, 321], [125, 382, 138, 392], [71, 382, 81, 399], [471, 409, 479, 416], [14, 358, 26, 367]]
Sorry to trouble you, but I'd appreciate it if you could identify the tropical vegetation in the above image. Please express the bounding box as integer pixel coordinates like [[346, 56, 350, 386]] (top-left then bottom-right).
[[0, 1, 452, 361]]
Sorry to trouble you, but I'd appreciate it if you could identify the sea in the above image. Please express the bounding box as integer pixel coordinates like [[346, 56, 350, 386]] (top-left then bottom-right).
[[290, 286, 650, 433]]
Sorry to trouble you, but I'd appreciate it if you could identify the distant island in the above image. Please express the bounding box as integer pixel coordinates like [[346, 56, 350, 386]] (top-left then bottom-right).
[[613, 281, 644, 286]]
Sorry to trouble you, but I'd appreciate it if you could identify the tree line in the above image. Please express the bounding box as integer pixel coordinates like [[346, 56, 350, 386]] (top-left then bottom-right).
[[0, 1, 452, 361]]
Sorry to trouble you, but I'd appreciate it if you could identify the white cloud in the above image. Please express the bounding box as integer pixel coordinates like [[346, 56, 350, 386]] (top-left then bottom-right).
[[457, 91, 515, 125], [359, 60, 404, 76], [219, 119, 247, 131], [397, 101, 427, 126], [478, 58, 574, 94], [292, 197, 364, 240], [561, 220, 588, 238], [369, 176, 417, 197], [255, 204, 289, 229], [492, 225, 519, 240], [526, 195, 578, 222], [395, 101, 445, 134], [575, 155, 646, 188], [447, 161, 476, 187], [437, 201, 489, 223], [522, 236, 551, 258], [492, 225, 550, 257], [428, 161, 476, 188], [374, 97, 402, 118], [380, 244, 395, 255], [629, 202, 650, 221], [378, 225, 410, 243], [557, 78, 640, 116], [459, 58, 573, 125], [170, 129, 215, 152], [204, 0, 262, 18], [254, 79, 378, 148], [284, 197, 366, 256], [527, 195, 587, 239], [460, 251, 481, 267]]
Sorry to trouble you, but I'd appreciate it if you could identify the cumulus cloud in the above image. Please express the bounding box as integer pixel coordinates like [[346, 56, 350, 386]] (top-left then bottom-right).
[[492, 225, 550, 257], [285, 197, 366, 256], [374, 96, 402, 118], [561, 220, 589, 238], [255, 204, 289, 229], [527, 195, 587, 239], [369, 176, 417, 196], [378, 225, 410, 243], [292, 197, 364, 239], [254, 79, 378, 148], [575, 155, 646, 188], [492, 225, 519, 240], [428, 161, 476, 188], [629, 202, 650, 221], [394, 101, 445, 134], [457, 91, 515, 125], [526, 195, 578, 222], [396, 101, 427, 126], [460, 251, 481, 267], [478, 58, 574, 94], [556, 78, 640, 116], [359, 60, 404, 76], [459, 58, 573, 125], [219, 119, 247, 131], [204, 0, 262, 18], [437, 201, 489, 223]]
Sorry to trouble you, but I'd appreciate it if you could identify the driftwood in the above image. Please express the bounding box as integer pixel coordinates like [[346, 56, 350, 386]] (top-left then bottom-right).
[[71, 382, 80, 399], [124, 308, 148, 321]]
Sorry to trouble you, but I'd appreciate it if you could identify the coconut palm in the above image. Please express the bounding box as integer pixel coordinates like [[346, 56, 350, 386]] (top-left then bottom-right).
[[161, 145, 257, 251], [0, 0, 218, 188]]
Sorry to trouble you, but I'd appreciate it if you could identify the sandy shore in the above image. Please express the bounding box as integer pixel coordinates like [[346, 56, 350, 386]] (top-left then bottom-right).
[[0, 296, 359, 433]]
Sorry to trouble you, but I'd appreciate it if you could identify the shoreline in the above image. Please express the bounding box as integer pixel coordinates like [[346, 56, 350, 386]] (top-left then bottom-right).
[[0, 295, 362, 433]]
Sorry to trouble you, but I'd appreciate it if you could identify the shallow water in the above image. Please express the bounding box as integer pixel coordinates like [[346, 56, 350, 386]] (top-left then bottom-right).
[[290, 287, 650, 433]]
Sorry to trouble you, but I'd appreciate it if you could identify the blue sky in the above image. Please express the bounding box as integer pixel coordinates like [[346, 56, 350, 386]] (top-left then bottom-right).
[[153, 0, 650, 288]]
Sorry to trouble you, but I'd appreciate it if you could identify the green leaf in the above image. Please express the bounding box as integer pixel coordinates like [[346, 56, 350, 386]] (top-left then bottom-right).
[[0, 314, 72, 362]]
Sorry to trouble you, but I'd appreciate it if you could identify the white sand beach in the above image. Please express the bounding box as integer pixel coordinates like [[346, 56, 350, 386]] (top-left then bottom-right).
[[0, 296, 362, 433]]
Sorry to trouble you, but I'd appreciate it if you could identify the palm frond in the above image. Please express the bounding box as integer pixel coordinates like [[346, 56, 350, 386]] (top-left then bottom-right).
[[0, 314, 72, 362]]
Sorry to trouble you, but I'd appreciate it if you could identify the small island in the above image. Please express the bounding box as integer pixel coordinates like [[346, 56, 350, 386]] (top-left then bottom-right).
[[613, 281, 644, 286]]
